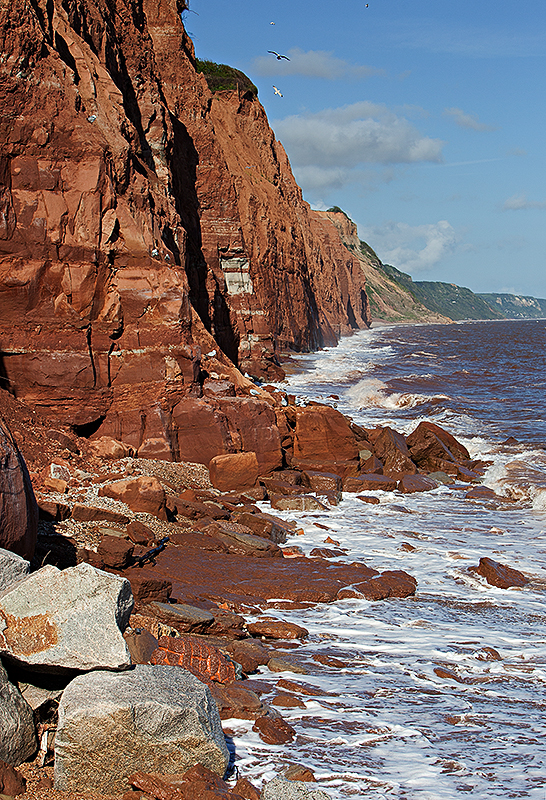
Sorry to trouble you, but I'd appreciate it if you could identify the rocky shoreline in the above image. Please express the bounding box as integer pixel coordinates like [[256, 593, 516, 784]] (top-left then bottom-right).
[[1, 378, 531, 800]]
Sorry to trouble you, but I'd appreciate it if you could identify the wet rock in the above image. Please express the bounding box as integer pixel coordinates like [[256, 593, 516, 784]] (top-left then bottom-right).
[[129, 576, 173, 607], [0, 759, 26, 796], [209, 683, 265, 719], [267, 657, 307, 674], [471, 557, 528, 589], [252, 715, 296, 744], [260, 478, 307, 496], [370, 427, 417, 478], [338, 570, 417, 601], [270, 495, 328, 512], [272, 693, 306, 709], [0, 548, 29, 594], [344, 474, 397, 492], [464, 486, 498, 500], [283, 764, 316, 782], [407, 421, 470, 463], [0, 661, 37, 765], [300, 471, 342, 501], [356, 494, 380, 505], [474, 646, 501, 661], [0, 562, 133, 672], [129, 764, 238, 800], [247, 620, 308, 640], [261, 776, 330, 799], [293, 406, 358, 465], [54, 665, 229, 793], [208, 608, 246, 639], [99, 476, 168, 520], [209, 452, 260, 493], [398, 475, 439, 493], [231, 511, 289, 544], [427, 471, 456, 485], [202, 521, 283, 558], [0, 419, 38, 560], [150, 635, 239, 685], [224, 639, 271, 673], [309, 547, 345, 558], [146, 602, 215, 634]]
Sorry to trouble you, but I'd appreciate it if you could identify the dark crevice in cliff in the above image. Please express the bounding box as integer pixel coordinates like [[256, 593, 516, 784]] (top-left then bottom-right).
[[71, 415, 105, 438]]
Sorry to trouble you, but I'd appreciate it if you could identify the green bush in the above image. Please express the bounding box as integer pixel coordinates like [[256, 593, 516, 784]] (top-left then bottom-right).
[[195, 59, 258, 97]]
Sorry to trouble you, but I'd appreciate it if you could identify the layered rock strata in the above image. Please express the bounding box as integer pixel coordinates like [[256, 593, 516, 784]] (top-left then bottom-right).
[[0, 0, 370, 461]]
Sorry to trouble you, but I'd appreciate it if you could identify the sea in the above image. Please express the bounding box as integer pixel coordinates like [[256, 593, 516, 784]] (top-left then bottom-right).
[[226, 319, 546, 799]]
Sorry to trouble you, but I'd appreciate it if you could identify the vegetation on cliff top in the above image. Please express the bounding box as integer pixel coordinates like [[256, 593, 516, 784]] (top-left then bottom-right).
[[195, 59, 258, 97]]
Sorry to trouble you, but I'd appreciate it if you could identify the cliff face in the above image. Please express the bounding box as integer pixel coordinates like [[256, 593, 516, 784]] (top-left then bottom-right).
[[319, 211, 450, 324], [0, 0, 370, 452]]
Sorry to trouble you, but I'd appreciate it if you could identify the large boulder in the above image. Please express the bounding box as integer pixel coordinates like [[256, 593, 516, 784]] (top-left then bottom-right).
[[0, 562, 133, 672], [54, 665, 229, 793], [370, 427, 417, 478], [0, 548, 29, 594], [293, 406, 358, 471], [209, 451, 259, 492], [0, 419, 38, 559], [99, 476, 168, 520], [0, 660, 37, 765]]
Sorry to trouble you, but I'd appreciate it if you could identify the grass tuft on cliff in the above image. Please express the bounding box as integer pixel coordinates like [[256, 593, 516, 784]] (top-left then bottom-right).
[[195, 59, 258, 97]]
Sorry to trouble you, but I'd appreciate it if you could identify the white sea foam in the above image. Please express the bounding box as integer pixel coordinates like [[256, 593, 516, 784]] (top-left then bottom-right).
[[248, 324, 546, 798]]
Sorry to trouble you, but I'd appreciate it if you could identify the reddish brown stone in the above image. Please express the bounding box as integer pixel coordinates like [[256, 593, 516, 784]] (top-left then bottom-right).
[[0, 759, 26, 797], [356, 495, 380, 505], [471, 557, 529, 589], [361, 454, 384, 474], [126, 520, 156, 545], [371, 427, 417, 478], [129, 574, 173, 604], [124, 629, 160, 664], [398, 475, 439, 494], [150, 635, 239, 685], [309, 547, 345, 558], [293, 406, 358, 464], [284, 764, 316, 782], [246, 620, 308, 640], [0, 419, 38, 559], [99, 476, 168, 520], [224, 639, 271, 673], [344, 474, 397, 492], [209, 683, 265, 719], [232, 778, 260, 800], [71, 503, 130, 524], [407, 421, 470, 462], [209, 452, 260, 493], [339, 570, 418, 601], [97, 534, 134, 569], [252, 715, 296, 744], [271, 693, 306, 709], [38, 499, 71, 521]]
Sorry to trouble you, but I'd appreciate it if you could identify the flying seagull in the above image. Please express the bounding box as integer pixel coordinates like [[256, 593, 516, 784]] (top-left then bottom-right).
[[273, 86, 283, 97], [268, 50, 290, 61]]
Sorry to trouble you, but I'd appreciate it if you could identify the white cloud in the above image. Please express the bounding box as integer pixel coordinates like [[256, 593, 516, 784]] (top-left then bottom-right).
[[253, 48, 384, 80], [502, 193, 546, 211], [272, 102, 444, 196], [358, 220, 458, 273], [444, 107, 496, 132]]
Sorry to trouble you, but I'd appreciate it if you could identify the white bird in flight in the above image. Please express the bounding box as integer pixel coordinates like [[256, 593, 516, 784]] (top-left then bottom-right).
[[268, 50, 290, 61], [273, 86, 283, 97]]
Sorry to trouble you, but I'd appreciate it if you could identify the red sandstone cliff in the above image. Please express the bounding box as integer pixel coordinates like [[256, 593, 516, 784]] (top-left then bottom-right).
[[0, 0, 370, 462]]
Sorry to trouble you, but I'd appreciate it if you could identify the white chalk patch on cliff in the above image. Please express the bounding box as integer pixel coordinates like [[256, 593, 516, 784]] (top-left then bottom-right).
[[221, 258, 253, 295]]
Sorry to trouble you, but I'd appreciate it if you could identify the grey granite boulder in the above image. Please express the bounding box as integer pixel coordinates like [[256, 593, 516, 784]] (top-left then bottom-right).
[[0, 548, 29, 594], [0, 660, 37, 765], [0, 562, 133, 672], [54, 665, 229, 793], [261, 777, 331, 800]]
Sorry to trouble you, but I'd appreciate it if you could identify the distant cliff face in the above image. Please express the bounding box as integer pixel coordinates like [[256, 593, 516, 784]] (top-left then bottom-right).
[[0, 0, 370, 441], [319, 211, 450, 324]]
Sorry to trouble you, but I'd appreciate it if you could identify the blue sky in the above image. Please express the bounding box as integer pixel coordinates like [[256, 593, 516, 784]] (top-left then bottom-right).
[[187, 0, 546, 298]]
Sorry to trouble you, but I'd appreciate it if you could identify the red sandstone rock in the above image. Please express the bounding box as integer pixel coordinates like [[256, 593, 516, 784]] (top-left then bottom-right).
[[284, 764, 316, 782], [97, 534, 134, 569], [0, 418, 38, 558], [150, 635, 238, 685], [99, 476, 167, 520], [126, 520, 156, 545], [272, 693, 306, 709], [471, 557, 529, 589], [338, 571, 417, 601], [209, 452, 259, 492], [71, 503, 130, 524], [0, 760, 26, 797], [356, 495, 380, 505], [252, 715, 296, 744], [88, 437, 134, 460], [224, 639, 271, 673], [246, 620, 308, 640], [128, 575, 172, 604], [370, 427, 417, 478], [344, 474, 397, 492], [293, 406, 359, 467], [209, 683, 265, 720], [407, 421, 470, 462], [398, 475, 439, 493]]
